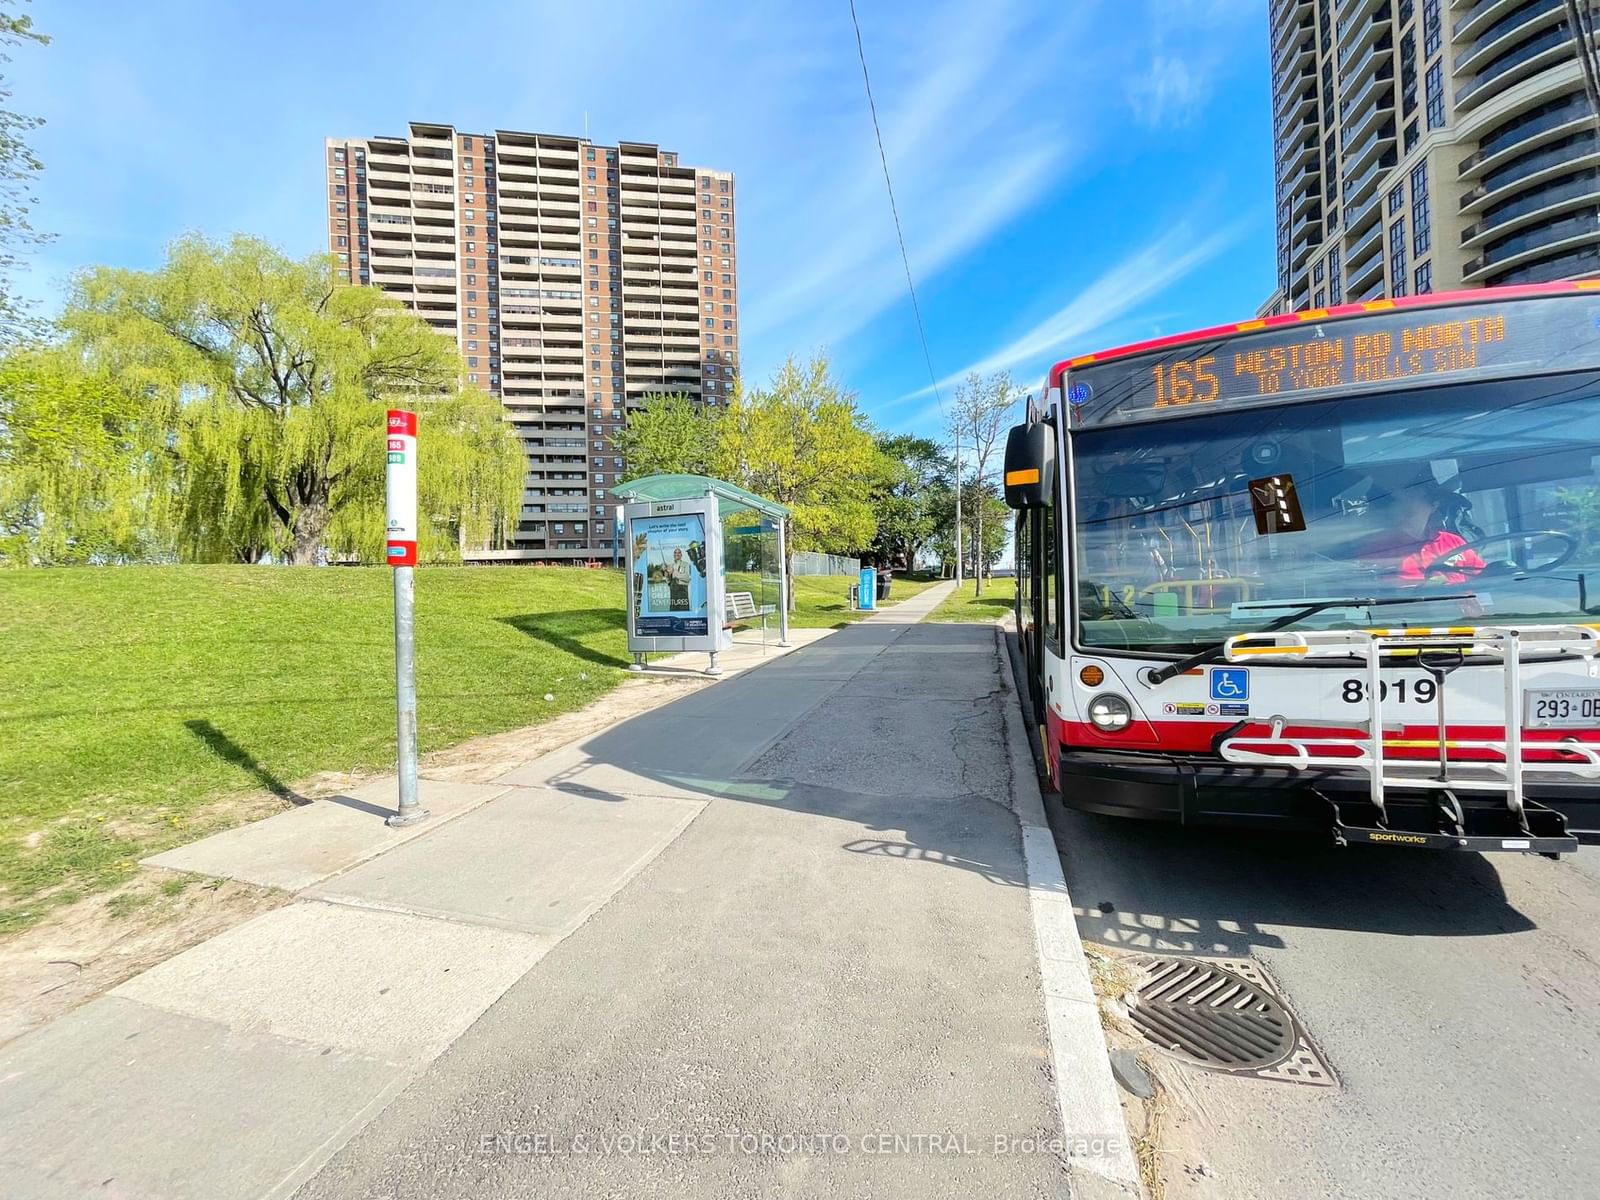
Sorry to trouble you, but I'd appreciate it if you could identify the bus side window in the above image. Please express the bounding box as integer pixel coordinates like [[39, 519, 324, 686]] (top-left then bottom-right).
[[1043, 497, 1059, 649]]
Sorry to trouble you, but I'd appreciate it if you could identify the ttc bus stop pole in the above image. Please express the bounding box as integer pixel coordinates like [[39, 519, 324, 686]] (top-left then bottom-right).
[[384, 409, 429, 828]]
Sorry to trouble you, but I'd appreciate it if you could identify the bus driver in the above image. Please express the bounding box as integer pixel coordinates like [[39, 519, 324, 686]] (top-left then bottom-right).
[[1353, 480, 1486, 586]]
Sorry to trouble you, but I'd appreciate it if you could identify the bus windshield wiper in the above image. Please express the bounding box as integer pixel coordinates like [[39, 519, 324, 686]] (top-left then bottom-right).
[[1144, 593, 1477, 685]]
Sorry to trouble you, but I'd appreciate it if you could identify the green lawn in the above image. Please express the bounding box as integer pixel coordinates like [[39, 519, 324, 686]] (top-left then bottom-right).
[[0, 564, 935, 932], [929, 576, 1016, 622]]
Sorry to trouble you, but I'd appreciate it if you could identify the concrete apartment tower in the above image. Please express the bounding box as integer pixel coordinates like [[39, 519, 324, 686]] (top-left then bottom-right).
[[324, 123, 738, 562], [1265, 0, 1598, 314]]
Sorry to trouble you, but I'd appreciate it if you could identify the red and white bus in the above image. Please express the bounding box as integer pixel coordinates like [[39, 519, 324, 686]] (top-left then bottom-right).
[[1003, 281, 1600, 855]]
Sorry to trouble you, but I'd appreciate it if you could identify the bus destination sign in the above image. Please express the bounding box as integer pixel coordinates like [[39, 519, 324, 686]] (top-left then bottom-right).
[[1065, 294, 1600, 427]]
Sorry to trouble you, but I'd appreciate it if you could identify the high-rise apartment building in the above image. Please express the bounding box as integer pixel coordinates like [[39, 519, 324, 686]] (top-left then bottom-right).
[[324, 123, 738, 562], [1268, 0, 1598, 314]]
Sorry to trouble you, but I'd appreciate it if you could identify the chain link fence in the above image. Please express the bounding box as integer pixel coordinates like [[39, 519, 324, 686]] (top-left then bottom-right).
[[790, 551, 862, 576]]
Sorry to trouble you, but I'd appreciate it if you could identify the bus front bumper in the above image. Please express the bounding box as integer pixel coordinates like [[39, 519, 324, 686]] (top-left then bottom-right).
[[1056, 750, 1600, 853]]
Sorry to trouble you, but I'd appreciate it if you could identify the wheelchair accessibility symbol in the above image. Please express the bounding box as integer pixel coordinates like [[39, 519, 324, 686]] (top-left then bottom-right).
[[1209, 668, 1249, 701]]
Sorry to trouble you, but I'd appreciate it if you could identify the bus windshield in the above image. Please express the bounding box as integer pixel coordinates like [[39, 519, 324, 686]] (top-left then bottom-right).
[[1071, 369, 1600, 654]]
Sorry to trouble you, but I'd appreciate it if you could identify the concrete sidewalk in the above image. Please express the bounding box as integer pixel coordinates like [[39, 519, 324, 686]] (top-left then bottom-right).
[[0, 581, 1139, 1199]]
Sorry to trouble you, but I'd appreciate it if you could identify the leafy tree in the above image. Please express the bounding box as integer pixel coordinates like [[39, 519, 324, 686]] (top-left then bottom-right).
[[613, 391, 722, 479], [871, 432, 949, 571], [7, 234, 523, 565], [0, 348, 162, 563], [926, 477, 1005, 576], [0, 5, 49, 343], [722, 354, 881, 605], [947, 370, 1021, 594], [612, 354, 880, 607]]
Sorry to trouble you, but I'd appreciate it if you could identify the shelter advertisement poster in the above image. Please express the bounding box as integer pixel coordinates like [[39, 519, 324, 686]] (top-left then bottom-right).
[[630, 513, 709, 637]]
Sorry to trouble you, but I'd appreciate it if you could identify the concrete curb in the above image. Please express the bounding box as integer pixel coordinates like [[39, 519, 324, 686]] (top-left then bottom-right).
[[994, 622, 1145, 1199]]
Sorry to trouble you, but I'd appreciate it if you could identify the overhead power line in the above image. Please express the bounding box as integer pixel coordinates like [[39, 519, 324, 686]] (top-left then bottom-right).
[[847, 0, 945, 420]]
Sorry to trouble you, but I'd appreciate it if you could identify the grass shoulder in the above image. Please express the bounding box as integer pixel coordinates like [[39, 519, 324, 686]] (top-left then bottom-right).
[[930, 576, 1016, 622]]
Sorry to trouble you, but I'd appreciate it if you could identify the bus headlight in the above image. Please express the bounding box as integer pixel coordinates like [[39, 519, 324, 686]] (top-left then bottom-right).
[[1086, 693, 1133, 732]]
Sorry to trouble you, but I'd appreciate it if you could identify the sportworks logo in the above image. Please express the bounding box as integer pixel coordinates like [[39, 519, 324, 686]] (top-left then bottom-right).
[[1366, 831, 1428, 845]]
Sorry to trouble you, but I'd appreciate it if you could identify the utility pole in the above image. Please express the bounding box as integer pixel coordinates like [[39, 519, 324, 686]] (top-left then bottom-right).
[[954, 424, 963, 585]]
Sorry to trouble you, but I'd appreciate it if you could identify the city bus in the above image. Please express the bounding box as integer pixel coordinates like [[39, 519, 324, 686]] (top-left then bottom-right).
[[1003, 281, 1600, 855]]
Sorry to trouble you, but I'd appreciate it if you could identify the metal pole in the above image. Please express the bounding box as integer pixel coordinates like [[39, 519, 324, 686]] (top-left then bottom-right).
[[387, 564, 427, 826], [778, 515, 791, 646], [384, 408, 428, 828]]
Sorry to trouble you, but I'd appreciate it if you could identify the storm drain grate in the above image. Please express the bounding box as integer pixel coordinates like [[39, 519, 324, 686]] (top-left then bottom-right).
[[1126, 955, 1335, 1087]]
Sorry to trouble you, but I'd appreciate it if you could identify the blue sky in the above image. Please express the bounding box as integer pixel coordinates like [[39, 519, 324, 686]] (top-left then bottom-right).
[[11, 0, 1276, 439]]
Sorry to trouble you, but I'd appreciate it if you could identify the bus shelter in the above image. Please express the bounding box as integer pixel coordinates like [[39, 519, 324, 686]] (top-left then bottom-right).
[[611, 474, 791, 675]]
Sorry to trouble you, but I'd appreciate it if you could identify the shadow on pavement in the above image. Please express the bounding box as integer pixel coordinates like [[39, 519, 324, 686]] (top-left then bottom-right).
[[999, 631, 1538, 954], [534, 618, 1038, 893], [1053, 802, 1534, 956]]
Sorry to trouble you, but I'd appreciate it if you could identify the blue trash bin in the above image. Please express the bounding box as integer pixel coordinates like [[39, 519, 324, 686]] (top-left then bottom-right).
[[858, 568, 877, 611]]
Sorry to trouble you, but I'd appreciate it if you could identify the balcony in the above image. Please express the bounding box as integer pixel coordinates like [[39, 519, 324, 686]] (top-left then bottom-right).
[[1277, 133, 1319, 181], [1347, 210, 1385, 265], [1340, 61, 1395, 124], [1272, 0, 1313, 46], [1342, 121, 1397, 187], [1456, 22, 1582, 110], [1337, 0, 1391, 58], [1454, 0, 1525, 41], [1462, 207, 1600, 278], [1455, 0, 1564, 76], [1274, 78, 1318, 123], [1274, 9, 1314, 57], [1340, 33, 1392, 96], [1460, 168, 1600, 245], [1273, 36, 1317, 92], [1461, 129, 1600, 211], [1346, 242, 1385, 295]]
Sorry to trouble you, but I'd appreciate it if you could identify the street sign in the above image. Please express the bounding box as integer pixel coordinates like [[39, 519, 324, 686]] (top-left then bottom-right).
[[386, 409, 418, 567]]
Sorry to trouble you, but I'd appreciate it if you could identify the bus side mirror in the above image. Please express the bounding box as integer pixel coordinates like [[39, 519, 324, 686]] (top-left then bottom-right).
[[1002, 421, 1054, 509]]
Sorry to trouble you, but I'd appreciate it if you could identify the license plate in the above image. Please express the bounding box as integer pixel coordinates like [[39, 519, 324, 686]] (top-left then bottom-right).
[[1525, 689, 1600, 728]]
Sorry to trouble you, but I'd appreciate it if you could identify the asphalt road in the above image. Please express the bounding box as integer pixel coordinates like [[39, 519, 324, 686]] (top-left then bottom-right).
[[1034, 666, 1600, 1196]]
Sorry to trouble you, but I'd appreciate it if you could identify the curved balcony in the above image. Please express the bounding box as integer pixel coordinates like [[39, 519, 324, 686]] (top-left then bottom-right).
[[1461, 168, 1600, 246], [1457, 22, 1585, 111], [1342, 86, 1398, 149], [1463, 207, 1600, 279], [1455, 0, 1530, 41], [1486, 240, 1600, 284], [1458, 82, 1592, 176], [1455, 0, 1564, 75], [1460, 129, 1600, 212]]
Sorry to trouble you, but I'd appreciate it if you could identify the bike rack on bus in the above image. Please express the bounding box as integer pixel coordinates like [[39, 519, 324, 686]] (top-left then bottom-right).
[[1213, 625, 1600, 847]]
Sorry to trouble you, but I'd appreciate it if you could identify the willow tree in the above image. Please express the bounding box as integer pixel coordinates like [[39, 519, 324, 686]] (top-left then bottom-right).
[[0, 348, 166, 563], [55, 234, 522, 563]]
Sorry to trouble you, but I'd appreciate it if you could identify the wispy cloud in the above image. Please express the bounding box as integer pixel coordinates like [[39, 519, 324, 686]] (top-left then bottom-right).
[[735, 0, 1088, 366], [892, 217, 1249, 426], [1123, 0, 1261, 128]]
